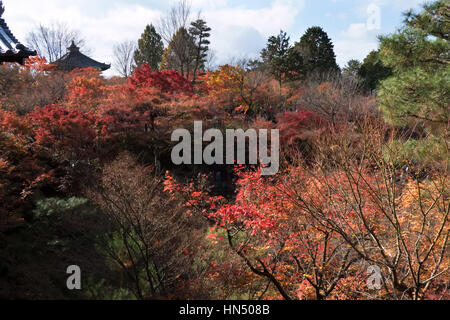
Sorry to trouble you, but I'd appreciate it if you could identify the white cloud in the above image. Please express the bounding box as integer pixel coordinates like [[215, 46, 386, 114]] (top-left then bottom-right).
[[212, 26, 266, 63], [202, 0, 303, 63], [2, 0, 162, 76], [333, 0, 423, 68], [359, 0, 424, 9], [191, 0, 228, 10], [354, 0, 424, 18], [1, 0, 303, 75], [334, 23, 379, 67], [332, 0, 423, 68], [342, 23, 369, 39], [205, 0, 302, 37]]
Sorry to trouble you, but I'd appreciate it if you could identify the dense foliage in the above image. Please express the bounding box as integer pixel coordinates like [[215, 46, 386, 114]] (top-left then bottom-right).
[[134, 24, 164, 70], [0, 0, 448, 301]]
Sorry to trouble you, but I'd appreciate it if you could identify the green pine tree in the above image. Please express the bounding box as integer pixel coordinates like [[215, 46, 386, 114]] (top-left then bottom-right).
[[134, 24, 164, 70], [294, 26, 339, 75], [189, 19, 211, 82], [377, 0, 449, 131], [260, 30, 303, 86]]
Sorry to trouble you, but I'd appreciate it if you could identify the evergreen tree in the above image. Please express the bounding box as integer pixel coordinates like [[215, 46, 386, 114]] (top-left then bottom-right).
[[294, 26, 339, 75], [260, 30, 303, 86], [189, 19, 211, 82], [342, 59, 362, 78], [134, 24, 164, 70], [377, 0, 449, 131], [358, 50, 392, 91]]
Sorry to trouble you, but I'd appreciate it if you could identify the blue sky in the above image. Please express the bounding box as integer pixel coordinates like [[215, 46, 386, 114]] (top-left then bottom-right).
[[3, 0, 425, 76]]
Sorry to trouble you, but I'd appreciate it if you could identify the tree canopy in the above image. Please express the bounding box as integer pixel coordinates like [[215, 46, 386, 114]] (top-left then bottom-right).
[[134, 24, 164, 70], [260, 30, 303, 85], [189, 19, 211, 82], [293, 26, 339, 75], [358, 50, 392, 91], [377, 0, 449, 131], [160, 27, 196, 79]]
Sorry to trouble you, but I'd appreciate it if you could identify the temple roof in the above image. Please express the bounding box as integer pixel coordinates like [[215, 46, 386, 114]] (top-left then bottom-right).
[[0, 1, 36, 64], [52, 41, 110, 71]]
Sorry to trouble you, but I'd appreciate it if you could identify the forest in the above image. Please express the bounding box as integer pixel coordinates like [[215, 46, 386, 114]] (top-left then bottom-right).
[[0, 0, 448, 300]]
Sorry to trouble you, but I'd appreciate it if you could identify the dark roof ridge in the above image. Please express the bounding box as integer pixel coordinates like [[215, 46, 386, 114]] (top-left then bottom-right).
[[52, 43, 110, 71]]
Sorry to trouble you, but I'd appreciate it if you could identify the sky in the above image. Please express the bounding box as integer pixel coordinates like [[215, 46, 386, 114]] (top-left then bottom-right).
[[2, 0, 425, 76]]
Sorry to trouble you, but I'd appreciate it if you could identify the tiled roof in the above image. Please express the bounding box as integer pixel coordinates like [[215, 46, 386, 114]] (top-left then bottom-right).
[[52, 41, 110, 71], [0, 2, 36, 64]]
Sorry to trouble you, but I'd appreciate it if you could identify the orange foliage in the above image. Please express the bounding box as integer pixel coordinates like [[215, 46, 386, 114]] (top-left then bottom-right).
[[66, 75, 106, 110], [23, 56, 57, 72]]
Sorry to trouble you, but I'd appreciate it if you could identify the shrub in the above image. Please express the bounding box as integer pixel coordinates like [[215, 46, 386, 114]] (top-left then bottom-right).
[[129, 63, 193, 95], [87, 153, 208, 299]]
